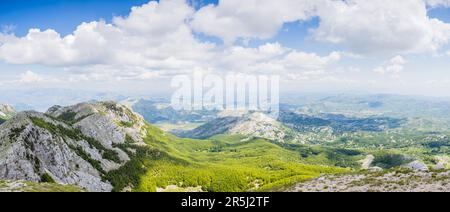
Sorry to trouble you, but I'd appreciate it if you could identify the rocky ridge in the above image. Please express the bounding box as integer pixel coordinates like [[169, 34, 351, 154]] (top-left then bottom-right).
[[177, 112, 290, 142], [0, 101, 147, 192], [290, 170, 450, 192]]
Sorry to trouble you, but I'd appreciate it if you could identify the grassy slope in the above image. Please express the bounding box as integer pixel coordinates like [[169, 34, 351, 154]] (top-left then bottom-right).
[[0, 181, 83, 192], [118, 124, 347, 192], [155, 122, 204, 132]]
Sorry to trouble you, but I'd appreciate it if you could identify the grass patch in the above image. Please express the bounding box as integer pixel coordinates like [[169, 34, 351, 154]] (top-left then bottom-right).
[[57, 111, 77, 123], [117, 121, 134, 128], [0, 181, 84, 192]]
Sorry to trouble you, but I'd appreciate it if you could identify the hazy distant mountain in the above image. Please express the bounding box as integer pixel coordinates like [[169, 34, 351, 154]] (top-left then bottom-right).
[[0, 89, 129, 112], [282, 94, 450, 119], [130, 99, 218, 124], [177, 109, 405, 143], [278, 111, 404, 134]]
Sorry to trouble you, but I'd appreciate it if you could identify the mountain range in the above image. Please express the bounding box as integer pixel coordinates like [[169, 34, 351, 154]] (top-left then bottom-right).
[[1, 94, 450, 192], [0, 101, 343, 192]]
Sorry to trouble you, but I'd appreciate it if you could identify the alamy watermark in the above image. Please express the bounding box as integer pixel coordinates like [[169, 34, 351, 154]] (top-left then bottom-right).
[[171, 71, 280, 118]]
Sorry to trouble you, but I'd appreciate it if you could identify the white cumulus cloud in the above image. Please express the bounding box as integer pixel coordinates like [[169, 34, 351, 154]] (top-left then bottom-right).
[[374, 55, 407, 78], [0, 0, 214, 72], [0, 0, 347, 82], [217, 42, 342, 79], [312, 0, 450, 55], [191, 0, 316, 44], [0, 0, 449, 86], [191, 0, 450, 55]]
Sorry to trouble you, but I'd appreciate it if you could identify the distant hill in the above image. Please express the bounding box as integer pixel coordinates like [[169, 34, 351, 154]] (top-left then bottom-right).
[[278, 111, 403, 134], [282, 94, 450, 118], [129, 99, 218, 124], [177, 110, 404, 143], [176, 112, 297, 143]]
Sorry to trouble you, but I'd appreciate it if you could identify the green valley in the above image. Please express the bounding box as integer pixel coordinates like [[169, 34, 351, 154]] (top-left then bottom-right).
[[107, 125, 346, 192]]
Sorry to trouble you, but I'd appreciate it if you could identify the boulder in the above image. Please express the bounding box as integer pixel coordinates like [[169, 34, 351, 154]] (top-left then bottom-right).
[[404, 161, 429, 172]]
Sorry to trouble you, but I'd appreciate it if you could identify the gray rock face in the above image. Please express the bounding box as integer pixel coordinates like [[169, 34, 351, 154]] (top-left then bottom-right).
[[0, 112, 111, 191], [0, 104, 15, 116], [47, 101, 147, 146], [360, 155, 375, 170], [229, 113, 287, 142], [0, 101, 148, 192]]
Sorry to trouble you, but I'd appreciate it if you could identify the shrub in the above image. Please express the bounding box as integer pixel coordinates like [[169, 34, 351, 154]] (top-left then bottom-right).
[[41, 173, 56, 183]]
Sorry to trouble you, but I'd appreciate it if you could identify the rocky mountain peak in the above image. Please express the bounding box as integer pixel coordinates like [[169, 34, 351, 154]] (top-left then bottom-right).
[[0, 104, 16, 120], [0, 111, 113, 191], [228, 112, 286, 142], [177, 111, 289, 142], [46, 101, 147, 146], [0, 101, 150, 192]]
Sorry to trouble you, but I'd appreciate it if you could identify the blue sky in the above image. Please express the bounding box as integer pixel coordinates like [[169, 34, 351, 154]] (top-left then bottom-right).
[[1, 0, 450, 108], [429, 7, 450, 22], [0, 0, 151, 36], [0, 0, 225, 36]]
